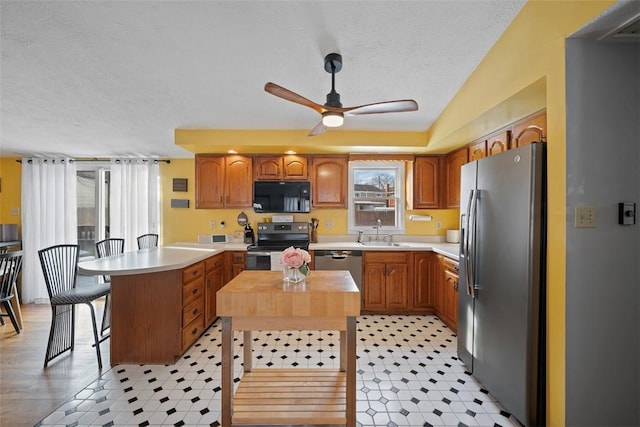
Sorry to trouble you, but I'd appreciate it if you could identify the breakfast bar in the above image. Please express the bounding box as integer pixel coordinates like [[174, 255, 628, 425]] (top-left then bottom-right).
[[217, 270, 360, 427]]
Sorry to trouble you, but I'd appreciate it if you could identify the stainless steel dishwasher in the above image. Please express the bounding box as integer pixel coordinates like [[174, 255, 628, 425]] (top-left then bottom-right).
[[314, 250, 363, 289]]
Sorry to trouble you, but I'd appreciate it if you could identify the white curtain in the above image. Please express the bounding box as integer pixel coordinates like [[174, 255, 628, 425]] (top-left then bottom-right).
[[110, 159, 160, 252], [21, 158, 77, 303]]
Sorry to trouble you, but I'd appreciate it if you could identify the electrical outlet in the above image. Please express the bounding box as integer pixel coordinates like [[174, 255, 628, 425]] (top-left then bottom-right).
[[436, 221, 442, 230], [575, 206, 596, 228], [325, 220, 333, 229], [10, 208, 19, 216], [210, 220, 216, 229]]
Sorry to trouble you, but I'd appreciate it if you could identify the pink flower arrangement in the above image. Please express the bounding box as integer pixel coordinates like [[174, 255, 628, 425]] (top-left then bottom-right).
[[280, 246, 311, 276]]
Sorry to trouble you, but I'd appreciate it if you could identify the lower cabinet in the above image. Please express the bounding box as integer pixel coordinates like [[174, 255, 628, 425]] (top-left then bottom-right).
[[412, 252, 440, 310], [224, 251, 245, 284], [437, 255, 459, 332], [181, 261, 206, 352], [205, 253, 225, 326], [362, 252, 409, 312]]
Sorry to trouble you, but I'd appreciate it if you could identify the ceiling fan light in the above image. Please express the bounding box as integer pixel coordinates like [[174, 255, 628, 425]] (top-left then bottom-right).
[[322, 112, 344, 128]]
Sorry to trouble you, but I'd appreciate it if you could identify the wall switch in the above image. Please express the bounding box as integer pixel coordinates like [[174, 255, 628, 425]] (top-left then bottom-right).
[[436, 221, 442, 229], [220, 221, 225, 229], [575, 206, 596, 228], [618, 202, 636, 225], [325, 220, 333, 229], [10, 208, 20, 216], [210, 220, 216, 229]]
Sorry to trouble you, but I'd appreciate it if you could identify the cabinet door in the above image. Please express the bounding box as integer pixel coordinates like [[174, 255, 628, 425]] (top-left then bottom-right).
[[487, 129, 510, 156], [385, 263, 408, 309], [224, 251, 246, 284], [363, 263, 386, 309], [225, 155, 253, 207], [283, 155, 308, 180], [413, 156, 441, 209], [195, 155, 225, 208], [205, 254, 224, 326], [434, 255, 445, 314], [445, 148, 468, 208], [311, 156, 348, 208], [413, 252, 439, 309], [254, 157, 282, 180], [512, 111, 546, 148], [468, 139, 487, 161], [443, 270, 459, 331]]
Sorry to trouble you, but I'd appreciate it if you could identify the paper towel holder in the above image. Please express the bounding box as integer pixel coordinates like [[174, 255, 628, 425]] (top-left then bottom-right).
[[409, 215, 433, 222]]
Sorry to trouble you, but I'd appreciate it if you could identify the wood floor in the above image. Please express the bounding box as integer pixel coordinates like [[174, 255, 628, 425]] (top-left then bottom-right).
[[0, 299, 110, 427]]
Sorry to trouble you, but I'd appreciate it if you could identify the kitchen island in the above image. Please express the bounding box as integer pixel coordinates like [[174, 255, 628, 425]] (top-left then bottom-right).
[[78, 245, 222, 365], [217, 270, 360, 427]]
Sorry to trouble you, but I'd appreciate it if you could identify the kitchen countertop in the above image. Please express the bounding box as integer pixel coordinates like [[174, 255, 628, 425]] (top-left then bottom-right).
[[78, 240, 460, 276]]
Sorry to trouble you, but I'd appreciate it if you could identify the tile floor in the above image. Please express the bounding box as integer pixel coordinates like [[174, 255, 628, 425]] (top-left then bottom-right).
[[35, 315, 520, 427]]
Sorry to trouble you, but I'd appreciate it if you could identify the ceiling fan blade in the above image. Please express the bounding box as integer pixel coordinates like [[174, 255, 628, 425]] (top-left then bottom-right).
[[308, 121, 327, 137], [344, 99, 418, 116], [264, 82, 327, 114]]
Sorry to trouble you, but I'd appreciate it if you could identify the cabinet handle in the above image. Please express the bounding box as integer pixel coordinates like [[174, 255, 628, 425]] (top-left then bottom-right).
[[192, 308, 199, 315], [192, 288, 198, 294], [454, 281, 459, 291], [192, 270, 198, 276], [191, 327, 198, 335], [454, 265, 459, 272]]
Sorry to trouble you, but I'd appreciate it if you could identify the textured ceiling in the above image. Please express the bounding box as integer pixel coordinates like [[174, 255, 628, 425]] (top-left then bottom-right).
[[0, 1, 527, 158]]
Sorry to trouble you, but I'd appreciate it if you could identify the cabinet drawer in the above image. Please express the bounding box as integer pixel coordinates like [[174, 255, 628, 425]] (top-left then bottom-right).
[[183, 296, 204, 326], [206, 255, 224, 271], [443, 257, 459, 275], [182, 277, 204, 305], [231, 252, 245, 264], [364, 251, 408, 263], [182, 314, 205, 350], [183, 262, 205, 283]]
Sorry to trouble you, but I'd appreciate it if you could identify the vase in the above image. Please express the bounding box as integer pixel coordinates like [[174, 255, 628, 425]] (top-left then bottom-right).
[[283, 266, 305, 283]]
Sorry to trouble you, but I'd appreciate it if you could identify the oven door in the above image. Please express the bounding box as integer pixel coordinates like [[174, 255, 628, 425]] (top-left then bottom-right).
[[245, 251, 272, 270]]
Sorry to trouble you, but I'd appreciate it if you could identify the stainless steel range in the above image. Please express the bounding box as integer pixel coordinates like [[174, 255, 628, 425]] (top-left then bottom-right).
[[245, 222, 310, 270]]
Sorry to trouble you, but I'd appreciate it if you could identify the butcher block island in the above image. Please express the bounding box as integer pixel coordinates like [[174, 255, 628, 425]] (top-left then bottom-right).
[[217, 270, 360, 427]]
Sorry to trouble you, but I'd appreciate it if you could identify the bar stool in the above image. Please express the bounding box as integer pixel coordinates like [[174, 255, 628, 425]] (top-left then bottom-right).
[[0, 250, 23, 334], [39, 244, 110, 369], [95, 238, 124, 336], [136, 233, 158, 249]]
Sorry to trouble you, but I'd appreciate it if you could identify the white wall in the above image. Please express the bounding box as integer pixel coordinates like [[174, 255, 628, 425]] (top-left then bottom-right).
[[565, 38, 640, 426]]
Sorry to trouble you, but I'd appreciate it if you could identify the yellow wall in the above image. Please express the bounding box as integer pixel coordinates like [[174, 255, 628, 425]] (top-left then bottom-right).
[[425, 1, 616, 425], [161, 159, 458, 244], [0, 158, 22, 234]]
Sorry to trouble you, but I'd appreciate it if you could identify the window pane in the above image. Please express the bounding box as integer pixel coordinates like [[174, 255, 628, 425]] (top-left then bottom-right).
[[77, 171, 96, 258]]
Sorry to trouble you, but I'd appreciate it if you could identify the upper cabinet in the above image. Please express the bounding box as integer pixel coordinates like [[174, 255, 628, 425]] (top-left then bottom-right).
[[468, 138, 487, 161], [310, 155, 348, 208], [254, 155, 308, 181], [512, 110, 546, 148], [195, 154, 253, 209], [445, 148, 468, 209], [413, 156, 442, 209], [487, 129, 510, 156]]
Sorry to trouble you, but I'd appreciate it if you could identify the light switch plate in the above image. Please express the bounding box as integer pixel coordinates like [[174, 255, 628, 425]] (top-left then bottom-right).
[[575, 206, 596, 228]]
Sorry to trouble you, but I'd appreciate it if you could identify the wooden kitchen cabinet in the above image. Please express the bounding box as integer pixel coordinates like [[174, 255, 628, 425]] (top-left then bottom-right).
[[413, 156, 442, 209], [254, 155, 308, 180], [205, 253, 225, 326], [445, 147, 468, 209], [181, 261, 206, 351], [468, 138, 487, 161], [412, 252, 440, 311], [310, 155, 348, 208], [487, 129, 510, 156], [362, 251, 409, 312], [195, 154, 253, 208], [224, 251, 245, 284], [512, 110, 546, 148], [440, 256, 459, 332]]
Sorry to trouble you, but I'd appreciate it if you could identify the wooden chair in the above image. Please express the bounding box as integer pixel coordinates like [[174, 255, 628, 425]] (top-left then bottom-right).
[[39, 244, 110, 369], [0, 250, 23, 334], [95, 238, 124, 336], [136, 233, 158, 249]]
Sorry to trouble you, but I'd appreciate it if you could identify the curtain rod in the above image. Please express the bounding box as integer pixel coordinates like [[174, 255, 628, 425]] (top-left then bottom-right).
[[17, 158, 171, 164]]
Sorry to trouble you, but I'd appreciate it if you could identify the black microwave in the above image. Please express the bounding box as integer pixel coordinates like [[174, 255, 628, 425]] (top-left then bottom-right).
[[253, 181, 311, 213]]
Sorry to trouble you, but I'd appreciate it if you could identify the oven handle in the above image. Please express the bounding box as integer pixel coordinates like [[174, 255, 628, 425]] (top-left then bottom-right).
[[246, 251, 272, 256]]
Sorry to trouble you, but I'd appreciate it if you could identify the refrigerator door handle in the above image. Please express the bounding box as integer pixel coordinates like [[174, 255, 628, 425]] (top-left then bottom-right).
[[463, 189, 475, 297], [468, 189, 480, 298]]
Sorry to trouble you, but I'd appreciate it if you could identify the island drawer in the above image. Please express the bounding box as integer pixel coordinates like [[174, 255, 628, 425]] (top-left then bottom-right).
[[182, 314, 205, 351], [182, 277, 204, 305], [183, 296, 204, 325], [182, 261, 205, 283]]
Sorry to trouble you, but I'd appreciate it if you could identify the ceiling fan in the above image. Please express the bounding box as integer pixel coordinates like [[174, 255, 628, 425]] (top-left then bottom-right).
[[264, 53, 419, 136]]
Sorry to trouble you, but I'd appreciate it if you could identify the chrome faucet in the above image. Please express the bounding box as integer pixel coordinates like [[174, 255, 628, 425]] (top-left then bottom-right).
[[374, 219, 381, 241]]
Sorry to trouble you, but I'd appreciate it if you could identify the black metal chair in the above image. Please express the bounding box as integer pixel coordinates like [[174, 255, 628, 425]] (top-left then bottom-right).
[[39, 244, 110, 369], [136, 233, 158, 249], [95, 238, 125, 336], [0, 250, 23, 334]]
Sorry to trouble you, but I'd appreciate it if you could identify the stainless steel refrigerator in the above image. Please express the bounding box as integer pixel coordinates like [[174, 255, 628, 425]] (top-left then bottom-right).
[[458, 143, 546, 426]]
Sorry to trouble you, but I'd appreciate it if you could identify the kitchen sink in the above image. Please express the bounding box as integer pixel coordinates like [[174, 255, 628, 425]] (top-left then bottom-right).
[[358, 241, 409, 247]]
